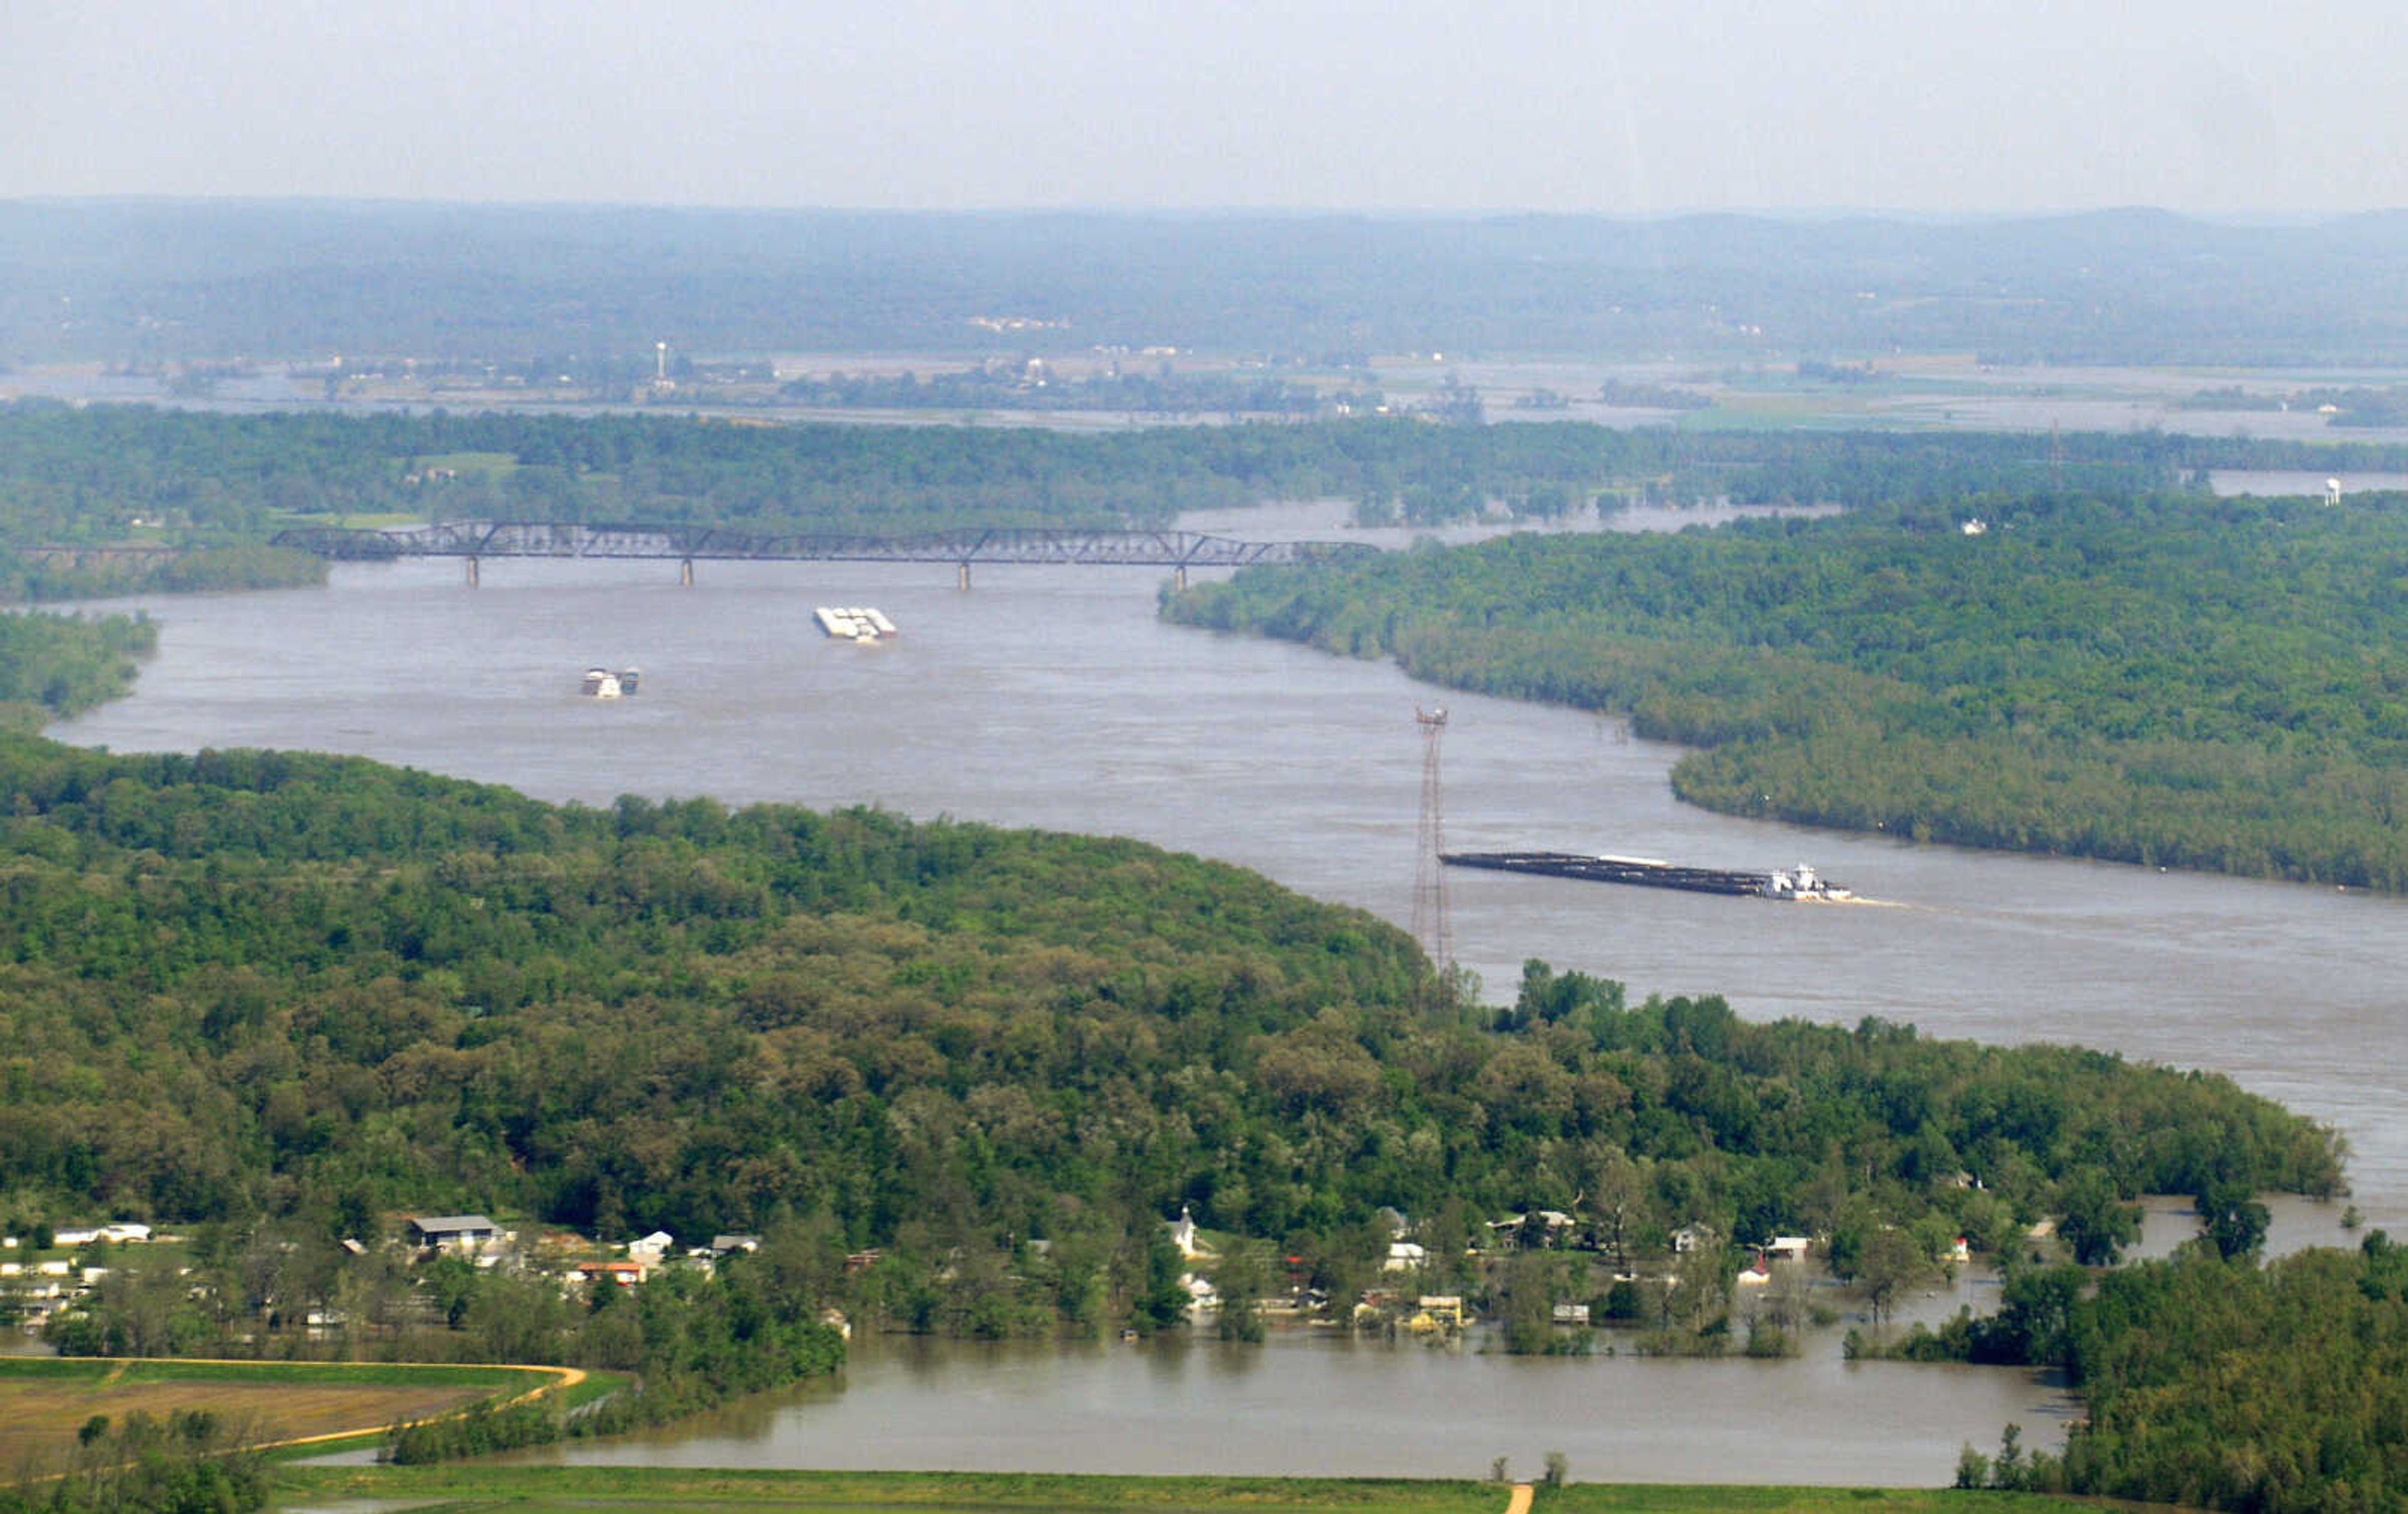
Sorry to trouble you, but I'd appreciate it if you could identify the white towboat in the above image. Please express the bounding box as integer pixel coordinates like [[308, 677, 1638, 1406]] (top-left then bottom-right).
[[580, 667, 642, 698]]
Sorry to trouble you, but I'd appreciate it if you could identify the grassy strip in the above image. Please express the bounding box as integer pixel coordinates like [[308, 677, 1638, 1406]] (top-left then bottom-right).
[[277, 1466, 1502, 1511], [1540, 1491, 2108, 1512], [272, 1466, 2106, 1513], [553, 1367, 630, 1415], [0, 1357, 549, 1392]]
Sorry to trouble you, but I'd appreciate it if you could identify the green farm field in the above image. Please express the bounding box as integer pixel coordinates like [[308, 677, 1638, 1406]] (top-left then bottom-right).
[[0, 1358, 570, 1466]]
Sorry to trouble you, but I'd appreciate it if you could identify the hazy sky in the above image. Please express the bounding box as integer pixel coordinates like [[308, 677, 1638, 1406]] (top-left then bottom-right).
[[9, 0, 2403, 213]]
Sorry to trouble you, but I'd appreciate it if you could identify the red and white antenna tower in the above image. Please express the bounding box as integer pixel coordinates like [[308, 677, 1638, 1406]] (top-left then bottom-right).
[[1412, 704, 1452, 969]]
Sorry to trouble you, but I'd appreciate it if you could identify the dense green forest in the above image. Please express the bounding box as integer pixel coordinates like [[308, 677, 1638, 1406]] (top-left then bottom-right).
[[1168, 489, 2408, 891], [0, 404, 2195, 551], [0, 707, 2355, 1488], [1888, 1234, 2408, 1513], [12, 203, 2408, 364], [14, 400, 2408, 578], [0, 726, 2338, 1276], [3, 543, 325, 603], [0, 610, 156, 729]]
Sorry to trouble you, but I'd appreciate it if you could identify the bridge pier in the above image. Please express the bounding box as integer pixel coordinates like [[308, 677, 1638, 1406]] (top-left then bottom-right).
[[1173, 566, 1188, 591], [465, 556, 479, 588], [958, 563, 971, 590], [679, 558, 694, 587]]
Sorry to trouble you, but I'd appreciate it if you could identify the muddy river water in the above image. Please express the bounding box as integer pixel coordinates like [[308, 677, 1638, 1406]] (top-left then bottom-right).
[[53, 499, 2395, 1482]]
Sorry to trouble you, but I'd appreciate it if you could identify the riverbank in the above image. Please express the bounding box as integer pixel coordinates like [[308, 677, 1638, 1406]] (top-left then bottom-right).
[[272, 1464, 2086, 1513]]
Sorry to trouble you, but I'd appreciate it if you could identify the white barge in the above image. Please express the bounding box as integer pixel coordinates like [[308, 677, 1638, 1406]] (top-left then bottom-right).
[[815, 606, 899, 642]]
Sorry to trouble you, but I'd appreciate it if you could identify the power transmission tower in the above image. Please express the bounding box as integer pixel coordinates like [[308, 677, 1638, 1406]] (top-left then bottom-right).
[[1411, 705, 1452, 970]]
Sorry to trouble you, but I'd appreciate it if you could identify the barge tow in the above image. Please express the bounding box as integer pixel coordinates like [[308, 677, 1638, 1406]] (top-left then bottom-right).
[[1442, 851, 1851, 901]]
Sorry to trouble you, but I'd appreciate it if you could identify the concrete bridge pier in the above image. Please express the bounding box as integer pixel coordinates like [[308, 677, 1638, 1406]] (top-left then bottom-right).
[[679, 558, 695, 587], [1173, 565, 1188, 591], [465, 556, 479, 588], [958, 563, 972, 590]]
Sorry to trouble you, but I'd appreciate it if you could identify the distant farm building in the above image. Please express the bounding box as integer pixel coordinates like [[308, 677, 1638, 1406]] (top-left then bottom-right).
[[409, 1215, 503, 1253]]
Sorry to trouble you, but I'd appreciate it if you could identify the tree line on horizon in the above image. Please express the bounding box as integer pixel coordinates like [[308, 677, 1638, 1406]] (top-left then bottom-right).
[[13, 402, 2408, 585], [13, 202, 2408, 365]]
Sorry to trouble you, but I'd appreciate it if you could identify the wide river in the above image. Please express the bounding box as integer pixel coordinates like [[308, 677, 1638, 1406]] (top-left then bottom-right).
[[49, 499, 2397, 1483]]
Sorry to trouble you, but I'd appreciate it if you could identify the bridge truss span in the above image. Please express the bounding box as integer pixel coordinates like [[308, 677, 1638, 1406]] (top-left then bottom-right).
[[270, 521, 1376, 571]]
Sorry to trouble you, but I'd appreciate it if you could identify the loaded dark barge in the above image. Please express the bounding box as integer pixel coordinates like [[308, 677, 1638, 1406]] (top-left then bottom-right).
[[1442, 852, 1848, 900]]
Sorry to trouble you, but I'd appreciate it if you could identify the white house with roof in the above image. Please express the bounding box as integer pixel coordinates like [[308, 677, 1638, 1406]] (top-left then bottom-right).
[[628, 1231, 676, 1264], [1181, 1272, 1220, 1316]]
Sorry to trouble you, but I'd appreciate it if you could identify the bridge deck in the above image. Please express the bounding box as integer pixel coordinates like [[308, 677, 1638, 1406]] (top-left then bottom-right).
[[270, 522, 1372, 568]]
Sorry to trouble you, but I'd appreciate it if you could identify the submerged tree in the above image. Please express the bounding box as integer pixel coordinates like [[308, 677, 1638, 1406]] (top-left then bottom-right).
[[2058, 1171, 2142, 1266]]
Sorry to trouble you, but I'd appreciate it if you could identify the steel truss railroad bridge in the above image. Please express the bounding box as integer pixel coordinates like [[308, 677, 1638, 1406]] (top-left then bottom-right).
[[269, 521, 1375, 587]]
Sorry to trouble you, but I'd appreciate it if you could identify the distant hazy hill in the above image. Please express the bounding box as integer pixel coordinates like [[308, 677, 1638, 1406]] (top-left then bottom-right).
[[6, 201, 2408, 366]]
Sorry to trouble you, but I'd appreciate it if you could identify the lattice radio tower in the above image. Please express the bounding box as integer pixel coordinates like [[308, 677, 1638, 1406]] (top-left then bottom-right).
[[1411, 705, 1453, 969]]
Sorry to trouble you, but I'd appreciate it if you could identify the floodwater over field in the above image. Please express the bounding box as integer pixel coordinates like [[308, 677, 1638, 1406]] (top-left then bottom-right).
[[48, 500, 2399, 1480], [473, 1195, 2332, 1483], [487, 1320, 2066, 1486], [2209, 468, 2408, 497]]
